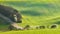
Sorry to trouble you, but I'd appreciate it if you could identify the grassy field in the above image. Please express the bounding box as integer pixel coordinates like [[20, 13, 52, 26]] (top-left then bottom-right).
[[0, 29, 60, 34], [0, 0, 60, 34]]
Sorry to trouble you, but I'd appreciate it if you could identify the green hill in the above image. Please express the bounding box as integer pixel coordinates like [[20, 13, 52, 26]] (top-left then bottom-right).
[[0, 1, 60, 34]]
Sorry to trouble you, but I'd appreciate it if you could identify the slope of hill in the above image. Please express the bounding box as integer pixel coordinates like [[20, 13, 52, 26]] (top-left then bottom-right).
[[0, 0, 60, 34]]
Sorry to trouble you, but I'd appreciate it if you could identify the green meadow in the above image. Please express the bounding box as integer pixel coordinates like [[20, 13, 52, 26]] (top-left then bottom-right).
[[0, 0, 60, 34]]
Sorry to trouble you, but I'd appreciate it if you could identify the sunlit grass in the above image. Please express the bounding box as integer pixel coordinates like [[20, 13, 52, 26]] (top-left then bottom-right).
[[0, 29, 60, 34]]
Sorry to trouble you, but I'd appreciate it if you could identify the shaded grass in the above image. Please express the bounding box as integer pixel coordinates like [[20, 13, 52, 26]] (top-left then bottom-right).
[[21, 10, 43, 16]]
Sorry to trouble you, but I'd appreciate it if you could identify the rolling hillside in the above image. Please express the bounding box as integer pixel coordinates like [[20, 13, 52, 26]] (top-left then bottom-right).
[[0, 0, 60, 34]]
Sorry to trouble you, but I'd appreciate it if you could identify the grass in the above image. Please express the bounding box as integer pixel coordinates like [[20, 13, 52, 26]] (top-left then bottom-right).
[[0, 0, 60, 34], [0, 29, 60, 34]]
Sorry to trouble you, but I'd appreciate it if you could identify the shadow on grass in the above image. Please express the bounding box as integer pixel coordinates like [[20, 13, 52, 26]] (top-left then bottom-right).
[[2, 1, 55, 8], [21, 10, 44, 16], [53, 17, 60, 25], [49, 17, 60, 25], [55, 21, 60, 25]]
